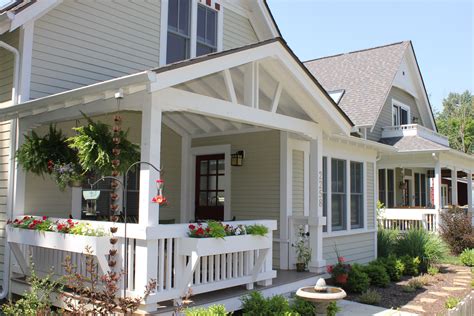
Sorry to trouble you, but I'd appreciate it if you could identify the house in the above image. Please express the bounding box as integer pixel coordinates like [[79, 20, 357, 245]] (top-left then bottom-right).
[[305, 41, 474, 232], [0, 0, 470, 313]]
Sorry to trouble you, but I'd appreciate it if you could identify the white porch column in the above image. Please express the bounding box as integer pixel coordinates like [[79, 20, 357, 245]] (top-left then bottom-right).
[[308, 135, 326, 273], [134, 94, 161, 298], [433, 159, 442, 211], [279, 132, 290, 269], [467, 171, 472, 214], [452, 167, 458, 206], [13, 119, 26, 217]]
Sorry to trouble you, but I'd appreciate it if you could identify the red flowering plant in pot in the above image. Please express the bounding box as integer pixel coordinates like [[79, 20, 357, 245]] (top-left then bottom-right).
[[327, 250, 351, 285]]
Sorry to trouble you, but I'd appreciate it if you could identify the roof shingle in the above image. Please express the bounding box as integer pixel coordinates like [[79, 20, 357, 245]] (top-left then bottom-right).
[[379, 135, 449, 152]]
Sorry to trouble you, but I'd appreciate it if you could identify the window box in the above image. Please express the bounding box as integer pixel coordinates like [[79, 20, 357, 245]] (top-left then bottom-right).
[[178, 234, 271, 257]]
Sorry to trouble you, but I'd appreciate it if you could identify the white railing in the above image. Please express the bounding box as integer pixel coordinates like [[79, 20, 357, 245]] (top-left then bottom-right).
[[378, 208, 439, 232], [7, 218, 277, 308], [381, 124, 449, 146]]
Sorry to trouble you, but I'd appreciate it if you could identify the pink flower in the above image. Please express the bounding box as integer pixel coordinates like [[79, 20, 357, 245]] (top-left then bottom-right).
[[338, 256, 345, 263], [327, 265, 333, 273], [42, 216, 48, 220]]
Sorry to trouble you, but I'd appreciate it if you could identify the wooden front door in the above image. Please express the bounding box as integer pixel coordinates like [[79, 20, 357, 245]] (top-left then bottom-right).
[[195, 154, 225, 220]]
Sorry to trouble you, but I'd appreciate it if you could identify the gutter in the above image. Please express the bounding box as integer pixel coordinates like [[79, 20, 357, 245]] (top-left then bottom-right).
[[0, 40, 20, 300]]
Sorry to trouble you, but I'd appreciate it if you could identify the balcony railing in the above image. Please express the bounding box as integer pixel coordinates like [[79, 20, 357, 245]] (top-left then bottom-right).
[[378, 208, 439, 232], [382, 124, 449, 147]]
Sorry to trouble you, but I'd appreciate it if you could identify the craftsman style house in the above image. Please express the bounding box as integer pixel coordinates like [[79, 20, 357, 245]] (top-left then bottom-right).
[[0, 0, 472, 312]]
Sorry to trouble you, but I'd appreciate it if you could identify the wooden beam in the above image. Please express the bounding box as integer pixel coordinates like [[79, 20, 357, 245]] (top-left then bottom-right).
[[157, 88, 320, 139], [243, 62, 259, 109], [271, 82, 282, 113], [182, 113, 213, 133], [223, 69, 237, 104]]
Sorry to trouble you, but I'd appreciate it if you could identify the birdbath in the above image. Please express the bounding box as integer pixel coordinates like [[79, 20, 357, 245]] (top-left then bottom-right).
[[296, 278, 346, 316]]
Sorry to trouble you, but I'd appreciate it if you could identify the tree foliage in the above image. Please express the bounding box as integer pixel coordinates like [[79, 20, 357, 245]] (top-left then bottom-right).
[[436, 90, 474, 154]]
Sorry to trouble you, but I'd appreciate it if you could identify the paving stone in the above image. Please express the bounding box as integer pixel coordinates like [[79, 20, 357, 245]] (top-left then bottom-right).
[[420, 297, 437, 303], [429, 291, 450, 297], [403, 304, 425, 313], [442, 286, 465, 291], [453, 276, 471, 280]]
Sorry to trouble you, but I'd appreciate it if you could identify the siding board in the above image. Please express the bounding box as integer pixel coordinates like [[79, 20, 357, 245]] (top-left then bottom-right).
[[292, 150, 304, 217], [323, 232, 376, 265], [0, 30, 19, 103], [223, 7, 258, 50]]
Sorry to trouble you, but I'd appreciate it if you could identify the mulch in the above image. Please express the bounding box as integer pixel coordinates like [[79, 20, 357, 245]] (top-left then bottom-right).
[[344, 264, 472, 315]]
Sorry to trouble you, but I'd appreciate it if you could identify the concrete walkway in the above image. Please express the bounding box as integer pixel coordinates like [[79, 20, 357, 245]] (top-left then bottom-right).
[[337, 300, 418, 316]]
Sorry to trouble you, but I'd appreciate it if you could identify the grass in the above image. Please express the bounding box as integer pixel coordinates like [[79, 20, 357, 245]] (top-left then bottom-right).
[[438, 254, 462, 265]]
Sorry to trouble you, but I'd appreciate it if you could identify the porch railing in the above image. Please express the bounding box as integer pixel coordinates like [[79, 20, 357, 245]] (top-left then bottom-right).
[[378, 208, 439, 232], [8, 218, 277, 308]]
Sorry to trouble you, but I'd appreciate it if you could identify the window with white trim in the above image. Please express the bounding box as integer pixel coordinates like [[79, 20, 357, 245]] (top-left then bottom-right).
[[197, 4, 217, 56], [350, 161, 363, 228], [167, 0, 191, 64], [378, 169, 395, 208], [331, 158, 346, 231], [392, 101, 410, 126], [322, 156, 327, 232]]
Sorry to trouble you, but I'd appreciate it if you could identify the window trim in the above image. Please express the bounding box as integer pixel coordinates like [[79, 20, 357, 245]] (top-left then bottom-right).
[[378, 168, 396, 208], [392, 99, 411, 126], [160, 0, 224, 66], [350, 161, 364, 229]]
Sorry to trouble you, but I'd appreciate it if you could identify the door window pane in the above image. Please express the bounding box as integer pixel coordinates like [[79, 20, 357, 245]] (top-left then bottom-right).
[[209, 176, 217, 190], [200, 176, 207, 190], [200, 160, 208, 175]]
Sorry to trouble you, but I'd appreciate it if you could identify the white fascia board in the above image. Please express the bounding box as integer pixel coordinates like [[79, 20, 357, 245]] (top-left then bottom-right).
[[0, 12, 13, 34], [245, 0, 280, 40], [330, 134, 397, 153], [9, 0, 62, 31]]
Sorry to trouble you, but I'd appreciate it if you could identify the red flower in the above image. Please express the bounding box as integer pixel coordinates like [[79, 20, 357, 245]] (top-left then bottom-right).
[[338, 256, 345, 263], [42, 216, 48, 220], [189, 224, 196, 230], [151, 195, 167, 205], [327, 265, 334, 273], [196, 227, 204, 235]]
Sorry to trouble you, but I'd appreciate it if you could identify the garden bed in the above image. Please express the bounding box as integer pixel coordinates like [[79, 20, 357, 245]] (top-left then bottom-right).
[[344, 264, 472, 315]]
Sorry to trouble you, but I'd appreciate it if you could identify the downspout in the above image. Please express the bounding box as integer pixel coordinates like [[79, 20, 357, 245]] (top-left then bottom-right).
[[0, 40, 20, 299]]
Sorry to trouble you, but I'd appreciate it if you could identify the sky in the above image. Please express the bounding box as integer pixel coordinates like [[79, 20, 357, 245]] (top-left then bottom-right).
[[267, 0, 473, 113]]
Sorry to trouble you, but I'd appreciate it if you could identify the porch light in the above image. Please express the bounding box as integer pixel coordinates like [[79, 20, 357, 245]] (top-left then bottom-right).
[[83, 190, 101, 216], [231, 150, 245, 166]]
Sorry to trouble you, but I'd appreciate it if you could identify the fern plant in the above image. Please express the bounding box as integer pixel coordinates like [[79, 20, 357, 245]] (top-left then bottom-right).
[[68, 114, 140, 176], [16, 124, 77, 176]]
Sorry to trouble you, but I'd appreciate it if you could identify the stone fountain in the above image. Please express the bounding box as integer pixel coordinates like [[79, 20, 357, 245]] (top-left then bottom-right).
[[295, 278, 346, 316]]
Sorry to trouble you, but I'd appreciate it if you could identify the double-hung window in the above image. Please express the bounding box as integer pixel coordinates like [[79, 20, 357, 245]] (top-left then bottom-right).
[[197, 4, 217, 56], [350, 161, 363, 229], [331, 158, 346, 231], [378, 169, 395, 208], [167, 0, 191, 64], [392, 101, 410, 126], [322, 157, 328, 232], [414, 173, 427, 207]]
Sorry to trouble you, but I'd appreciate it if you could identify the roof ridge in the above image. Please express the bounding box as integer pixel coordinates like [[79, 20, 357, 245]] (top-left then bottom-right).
[[303, 40, 410, 64]]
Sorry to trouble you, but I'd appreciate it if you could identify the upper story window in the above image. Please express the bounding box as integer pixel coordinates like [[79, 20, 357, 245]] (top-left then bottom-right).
[[163, 0, 222, 65], [197, 4, 217, 56], [392, 100, 411, 126]]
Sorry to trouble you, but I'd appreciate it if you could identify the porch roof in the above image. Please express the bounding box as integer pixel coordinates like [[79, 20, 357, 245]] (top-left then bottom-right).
[[379, 135, 449, 152]]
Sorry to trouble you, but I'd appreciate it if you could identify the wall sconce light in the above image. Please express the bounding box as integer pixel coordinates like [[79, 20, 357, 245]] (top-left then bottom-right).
[[412, 117, 419, 124], [399, 181, 407, 190], [231, 150, 245, 166]]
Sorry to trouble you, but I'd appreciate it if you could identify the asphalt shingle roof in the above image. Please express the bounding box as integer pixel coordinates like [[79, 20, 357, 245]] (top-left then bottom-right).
[[304, 41, 410, 126], [379, 136, 449, 152]]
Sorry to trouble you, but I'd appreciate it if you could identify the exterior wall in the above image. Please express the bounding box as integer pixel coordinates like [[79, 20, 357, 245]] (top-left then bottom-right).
[[368, 86, 423, 141], [30, 1, 161, 99], [292, 150, 304, 217], [0, 29, 19, 103], [223, 7, 259, 50], [191, 131, 280, 267], [0, 121, 11, 282], [323, 232, 376, 265], [160, 125, 181, 223]]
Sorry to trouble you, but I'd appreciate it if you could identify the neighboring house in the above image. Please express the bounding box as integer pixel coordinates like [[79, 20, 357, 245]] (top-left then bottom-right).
[[305, 41, 474, 232]]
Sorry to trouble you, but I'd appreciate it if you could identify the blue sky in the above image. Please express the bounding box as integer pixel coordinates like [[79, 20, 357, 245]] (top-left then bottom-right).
[[267, 0, 473, 113]]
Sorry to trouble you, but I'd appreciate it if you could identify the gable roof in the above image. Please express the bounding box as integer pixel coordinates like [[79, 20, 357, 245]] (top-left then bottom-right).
[[304, 41, 410, 127]]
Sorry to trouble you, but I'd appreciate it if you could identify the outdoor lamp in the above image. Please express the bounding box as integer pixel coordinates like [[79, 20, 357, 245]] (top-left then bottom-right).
[[231, 150, 245, 166], [83, 190, 101, 216]]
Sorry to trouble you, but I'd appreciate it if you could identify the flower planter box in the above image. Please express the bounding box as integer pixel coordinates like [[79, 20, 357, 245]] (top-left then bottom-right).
[[7, 227, 111, 256], [178, 234, 272, 257]]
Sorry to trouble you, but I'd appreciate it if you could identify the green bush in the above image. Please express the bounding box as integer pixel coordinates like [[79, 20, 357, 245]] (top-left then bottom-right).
[[327, 302, 341, 316], [363, 262, 390, 287], [377, 229, 399, 258], [396, 229, 447, 272], [401, 285, 416, 293], [445, 297, 460, 310], [377, 255, 405, 281], [241, 292, 293, 315], [185, 305, 228, 316], [428, 266, 439, 276], [460, 249, 474, 267], [407, 275, 431, 289], [290, 296, 315, 316], [358, 289, 381, 306], [400, 256, 421, 276], [345, 264, 370, 294]]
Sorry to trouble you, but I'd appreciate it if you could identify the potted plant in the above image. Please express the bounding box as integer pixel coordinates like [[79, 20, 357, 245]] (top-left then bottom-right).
[[292, 225, 311, 272], [327, 253, 351, 285]]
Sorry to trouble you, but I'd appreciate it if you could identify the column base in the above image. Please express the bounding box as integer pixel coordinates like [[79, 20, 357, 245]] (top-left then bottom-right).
[[308, 260, 327, 273]]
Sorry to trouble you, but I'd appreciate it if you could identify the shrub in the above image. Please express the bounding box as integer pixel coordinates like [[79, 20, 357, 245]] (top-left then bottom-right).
[[240, 292, 292, 315], [377, 255, 405, 281], [327, 302, 341, 316], [184, 305, 228, 316], [377, 229, 399, 258], [445, 297, 460, 310], [401, 256, 421, 276], [246, 224, 269, 236], [358, 289, 381, 306], [439, 206, 474, 255], [396, 229, 447, 272], [290, 296, 315, 316], [345, 264, 370, 294], [407, 275, 431, 289], [401, 285, 416, 293], [363, 262, 390, 287], [460, 249, 474, 266], [428, 266, 439, 276]]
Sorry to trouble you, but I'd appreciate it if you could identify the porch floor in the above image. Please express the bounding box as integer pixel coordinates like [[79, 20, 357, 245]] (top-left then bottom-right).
[[154, 270, 324, 315]]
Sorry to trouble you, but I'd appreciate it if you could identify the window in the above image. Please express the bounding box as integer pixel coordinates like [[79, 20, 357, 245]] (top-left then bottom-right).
[[167, 0, 191, 64], [322, 157, 327, 232], [351, 162, 363, 228], [392, 102, 410, 126], [378, 169, 386, 206], [387, 169, 395, 208], [331, 158, 346, 231], [414, 173, 427, 207], [197, 4, 217, 56]]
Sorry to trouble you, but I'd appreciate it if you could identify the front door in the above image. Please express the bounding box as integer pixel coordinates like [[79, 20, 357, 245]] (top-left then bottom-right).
[[195, 154, 225, 220]]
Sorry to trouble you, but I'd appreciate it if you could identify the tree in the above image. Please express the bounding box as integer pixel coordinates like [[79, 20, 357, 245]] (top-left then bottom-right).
[[436, 90, 474, 154]]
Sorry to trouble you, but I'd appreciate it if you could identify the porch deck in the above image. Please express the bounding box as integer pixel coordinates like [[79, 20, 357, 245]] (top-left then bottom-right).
[[153, 270, 324, 315]]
